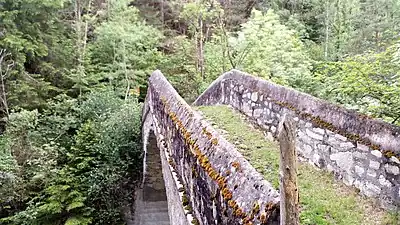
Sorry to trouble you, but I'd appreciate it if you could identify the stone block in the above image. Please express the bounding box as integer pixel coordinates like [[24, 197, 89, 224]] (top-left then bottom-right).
[[367, 169, 377, 178], [378, 175, 392, 187], [357, 144, 370, 152], [343, 173, 355, 186], [327, 164, 334, 173], [364, 182, 381, 197], [334, 134, 347, 141], [390, 156, 400, 165], [371, 150, 382, 158], [270, 126, 276, 134], [242, 104, 252, 117], [384, 164, 399, 175], [313, 127, 325, 135], [354, 179, 362, 189], [339, 142, 355, 150], [312, 154, 321, 166], [318, 144, 330, 154], [354, 166, 365, 176], [299, 144, 313, 159], [369, 160, 380, 170], [330, 152, 353, 172], [306, 129, 324, 140], [353, 151, 367, 160], [253, 108, 263, 117], [251, 92, 258, 102]]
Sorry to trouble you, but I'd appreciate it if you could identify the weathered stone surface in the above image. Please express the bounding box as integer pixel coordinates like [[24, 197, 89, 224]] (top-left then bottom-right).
[[371, 150, 383, 158], [390, 156, 400, 165], [313, 127, 325, 135], [253, 108, 263, 117], [330, 152, 353, 172], [339, 142, 355, 150], [251, 92, 258, 102], [353, 151, 367, 159], [364, 183, 381, 197], [369, 161, 381, 170], [354, 166, 365, 176], [312, 154, 321, 166], [300, 144, 313, 159], [335, 134, 347, 141], [306, 129, 324, 140], [357, 144, 370, 152], [384, 164, 400, 175], [367, 169, 377, 178], [378, 175, 392, 188], [318, 144, 330, 154], [343, 173, 355, 186], [144, 70, 281, 225]]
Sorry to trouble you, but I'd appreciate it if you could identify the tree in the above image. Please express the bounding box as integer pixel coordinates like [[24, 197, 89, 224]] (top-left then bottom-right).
[[180, 0, 223, 80], [89, 3, 163, 99], [0, 49, 14, 120], [207, 10, 312, 89], [312, 43, 400, 125]]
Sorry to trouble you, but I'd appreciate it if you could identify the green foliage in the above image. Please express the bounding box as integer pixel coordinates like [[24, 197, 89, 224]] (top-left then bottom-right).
[[1, 90, 142, 224], [233, 10, 312, 87], [89, 5, 163, 98], [312, 45, 400, 125], [204, 10, 313, 90], [160, 36, 202, 102], [0, 0, 75, 110]]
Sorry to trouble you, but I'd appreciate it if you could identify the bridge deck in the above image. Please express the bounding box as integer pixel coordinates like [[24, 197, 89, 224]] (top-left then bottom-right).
[[196, 105, 398, 225], [134, 132, 170, 225]]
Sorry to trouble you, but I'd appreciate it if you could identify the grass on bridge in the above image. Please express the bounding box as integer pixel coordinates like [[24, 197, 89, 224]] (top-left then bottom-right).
[[196, 105, 399, 225]]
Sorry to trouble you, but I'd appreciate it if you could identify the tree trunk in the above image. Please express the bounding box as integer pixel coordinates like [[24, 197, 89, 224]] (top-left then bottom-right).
[[199, 15, 205, 80], [324, 1, 330, 60]]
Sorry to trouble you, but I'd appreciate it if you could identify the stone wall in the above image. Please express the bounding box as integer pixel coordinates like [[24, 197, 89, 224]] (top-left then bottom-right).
[[194, 69, 400, 208], [142, 70, 281, 225]]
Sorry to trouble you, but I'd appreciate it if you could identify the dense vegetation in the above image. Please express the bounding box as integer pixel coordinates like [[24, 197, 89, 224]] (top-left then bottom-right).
[[0, 0, 399, 224]]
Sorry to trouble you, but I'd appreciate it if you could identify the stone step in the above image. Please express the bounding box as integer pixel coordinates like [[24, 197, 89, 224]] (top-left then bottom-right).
[[139, 212, 170, 225], [140, 208, 168, 213], [139, 219, 170, 225], [134, 200, 170, 225], [141, 201, 169, 209]]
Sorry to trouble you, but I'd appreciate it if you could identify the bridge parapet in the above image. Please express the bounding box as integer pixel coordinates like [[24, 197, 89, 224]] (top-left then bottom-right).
[[194, 69, 400, 208], [142, 70, 280, 225]]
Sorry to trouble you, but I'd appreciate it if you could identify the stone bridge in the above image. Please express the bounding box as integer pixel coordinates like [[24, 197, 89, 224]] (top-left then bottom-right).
[[135, 70, 400, 225]]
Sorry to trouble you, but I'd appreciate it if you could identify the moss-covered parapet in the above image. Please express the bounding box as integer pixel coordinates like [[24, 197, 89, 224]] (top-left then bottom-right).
[[146, 70, 280, 224], [194, 69, 400, 208], [194, 69, 400, 161]]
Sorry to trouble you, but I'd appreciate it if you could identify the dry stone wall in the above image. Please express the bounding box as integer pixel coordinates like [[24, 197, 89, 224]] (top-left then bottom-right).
[[194, 69, 400, 208], [142, 70, 281, 225]]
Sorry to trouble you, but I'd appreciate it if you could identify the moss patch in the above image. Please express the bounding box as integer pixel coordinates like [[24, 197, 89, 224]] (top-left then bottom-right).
[[196, 105, 395, 225]]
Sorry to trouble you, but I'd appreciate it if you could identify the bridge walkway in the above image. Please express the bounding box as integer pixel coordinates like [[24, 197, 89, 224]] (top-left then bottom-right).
[[134, 132, 170, 225]]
